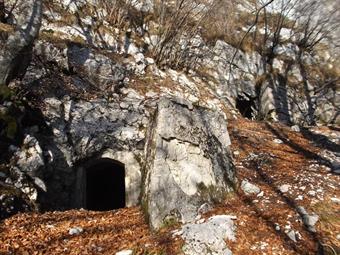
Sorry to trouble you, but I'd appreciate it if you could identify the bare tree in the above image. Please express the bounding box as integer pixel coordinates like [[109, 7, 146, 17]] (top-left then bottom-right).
[[228, 0, 339, 124], [152, 0, 216, 70], [0, 0, 5, 23], [0, 0, 42, 86]]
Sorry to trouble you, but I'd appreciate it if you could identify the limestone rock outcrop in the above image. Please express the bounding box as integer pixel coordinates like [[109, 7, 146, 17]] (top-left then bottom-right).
[[143, 98, 235, 229]]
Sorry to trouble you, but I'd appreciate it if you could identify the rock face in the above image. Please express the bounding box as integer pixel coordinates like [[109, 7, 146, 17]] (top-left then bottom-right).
[[39, 91, 147, 210], [143, 98, 235, 229], [23, 93, 235, 224], [209, 39, 339, 125], [67, 44, 126, 90], [0, 0, 42, 85]]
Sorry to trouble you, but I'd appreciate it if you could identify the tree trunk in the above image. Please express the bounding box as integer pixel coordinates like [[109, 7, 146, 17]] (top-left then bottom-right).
[[0, 0, 5, 23], [0, 0, 42, 86]]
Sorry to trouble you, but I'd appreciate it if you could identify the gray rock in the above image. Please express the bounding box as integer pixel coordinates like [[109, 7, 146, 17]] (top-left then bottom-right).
[[274, 223, 280, 231], [143, 98, 235, 229], [331, 197, 340, 204], [115, 250, 133, 255], [279, 184, 291, 193], [332, 161, 340, 174], [67, 44, 126, 90], [286, 230, 297, 242], [179, 215, 236, 255], [291, 125, 300, 132], [15, 135, 44, 173], [241, 180, 261, 195], [273, 139, 283, 144], [297, 206, 319, 232], [197, 203, 212, 215], [68, 227, 83, 235]]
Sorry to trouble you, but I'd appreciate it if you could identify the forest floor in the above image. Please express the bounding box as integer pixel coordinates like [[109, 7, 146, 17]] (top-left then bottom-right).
[[0, 118, 339, 255]]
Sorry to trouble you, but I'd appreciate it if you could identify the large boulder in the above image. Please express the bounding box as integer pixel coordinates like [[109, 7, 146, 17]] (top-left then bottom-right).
[[143, 98, 235, 229]]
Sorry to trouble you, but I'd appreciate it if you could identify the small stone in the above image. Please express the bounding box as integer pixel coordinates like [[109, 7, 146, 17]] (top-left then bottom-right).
[[68, 227, 83, 235], [304, 214, 319, 232], [273, 139, 283, 144], [275, 223, 280, 231], [279, 184, 291, 193], [115, 250, 133, 255], [257, 191, 264, 197], [284, 224, 291, 231], [337, 234, 340, 240], [287, 230, 297, 242], [297, 206, 308, 215], [295, 231, 302, 241], [297, 206, 319, 232], [331, 197, 340, 204], [197, 203, 212, 215], [119, 102, 129, 109], [233, 150, 240, 156], [308, 190, 316, 196], [145, 57, 155, 65], [295, 195, 304, 200], [241, 180, 261, 195], [291, 125, 300, 132]]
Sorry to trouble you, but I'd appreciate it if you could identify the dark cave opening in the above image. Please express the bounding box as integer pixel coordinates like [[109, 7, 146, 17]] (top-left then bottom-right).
[[236, 96, 256, 119], [85, 159, 126, 211]]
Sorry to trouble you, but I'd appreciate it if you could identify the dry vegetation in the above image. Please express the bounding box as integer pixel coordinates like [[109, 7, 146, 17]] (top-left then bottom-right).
[[1, 117, 339, 254]]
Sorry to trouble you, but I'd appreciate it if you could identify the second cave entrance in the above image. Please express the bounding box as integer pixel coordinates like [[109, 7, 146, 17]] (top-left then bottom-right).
[[236, 95, 256, 119], [85, 159, 126, 211]]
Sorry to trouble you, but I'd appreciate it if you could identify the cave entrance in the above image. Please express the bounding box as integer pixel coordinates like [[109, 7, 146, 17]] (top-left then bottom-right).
[[84, 159, 126, 211], [236, 96, 256, 119]]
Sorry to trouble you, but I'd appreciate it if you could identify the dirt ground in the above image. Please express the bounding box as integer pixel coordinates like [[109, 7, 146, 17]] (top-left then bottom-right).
[[1, 118, 339, 255]]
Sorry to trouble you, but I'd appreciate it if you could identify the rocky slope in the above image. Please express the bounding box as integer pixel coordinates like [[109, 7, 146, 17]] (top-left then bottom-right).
[[0, 0, 339, 254], [1, 117, 339, 254]]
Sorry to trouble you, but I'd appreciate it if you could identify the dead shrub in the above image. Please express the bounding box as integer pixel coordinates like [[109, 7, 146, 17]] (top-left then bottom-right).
[[151, 0, 217, 71]]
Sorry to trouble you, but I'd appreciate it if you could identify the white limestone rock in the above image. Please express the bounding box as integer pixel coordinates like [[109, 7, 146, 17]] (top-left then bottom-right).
[[68, 227, 83, 235], [15, 135, 44, 173], [67, 44, 126, 89], [115, 250, 133, 255], [279, 184, 291, 193], [241, 180, 261, 195], [143, 98, 235, 229], [179, 215, 236, 255]]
